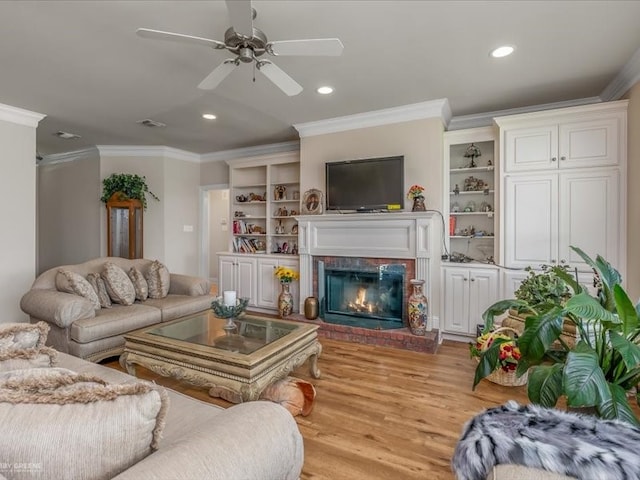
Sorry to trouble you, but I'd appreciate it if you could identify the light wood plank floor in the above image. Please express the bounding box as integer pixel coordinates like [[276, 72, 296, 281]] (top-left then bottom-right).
[[106, 337, 529, 480]]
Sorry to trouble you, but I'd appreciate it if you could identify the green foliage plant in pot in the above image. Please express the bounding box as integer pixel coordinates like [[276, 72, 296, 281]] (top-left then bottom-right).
[[474, 246, 640, 426], [100, 173, 159, 210]]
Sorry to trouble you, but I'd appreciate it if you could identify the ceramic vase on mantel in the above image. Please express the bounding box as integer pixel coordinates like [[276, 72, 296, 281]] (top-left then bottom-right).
[[407, 279, 429, 335], [412, 196, 426, 212], [278, 282, 294, 318]]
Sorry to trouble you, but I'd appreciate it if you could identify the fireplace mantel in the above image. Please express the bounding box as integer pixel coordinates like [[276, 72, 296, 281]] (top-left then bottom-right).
[[295, 212, 441, 328]]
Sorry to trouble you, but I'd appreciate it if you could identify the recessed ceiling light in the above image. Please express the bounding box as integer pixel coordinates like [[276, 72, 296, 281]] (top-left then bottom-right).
[[490, 45, 515, 58], [202, 113, 217, 120], [317, 86, 334, 95]]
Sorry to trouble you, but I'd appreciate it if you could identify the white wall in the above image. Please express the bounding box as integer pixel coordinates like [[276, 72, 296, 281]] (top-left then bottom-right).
[[200, 159, 229, 185], [37, 149, 101, 273], [208, 189, 230, 281], [0, 106, 44, 322]]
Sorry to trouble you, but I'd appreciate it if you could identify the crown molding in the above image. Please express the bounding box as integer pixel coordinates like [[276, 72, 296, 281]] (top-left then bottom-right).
[[96, 145, 201, 163], [0, 103, 46, 128], [38, 147, 99, 166], [293, 99, 451, 138], [200, 140, 299, 163], [448, 96, 602, 131], [600, 45, 640, 101]]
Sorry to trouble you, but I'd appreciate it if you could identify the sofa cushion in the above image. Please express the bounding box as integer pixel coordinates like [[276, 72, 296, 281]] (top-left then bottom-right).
[[142, 294, 214, 322], [102, 262, 136, 306], [0, 367, 168, 480], [145, 260, 170, 299], [87, 273, 112, 308], [0, 321, 49, 351], [0, 346, 57, 372], [56, 269, 101, 310], [128, 267, 149, 301], [71, 304, 162, 344]]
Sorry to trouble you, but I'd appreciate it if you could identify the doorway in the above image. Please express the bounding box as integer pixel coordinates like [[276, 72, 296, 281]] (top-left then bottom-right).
[[199, 184, 230, 287]]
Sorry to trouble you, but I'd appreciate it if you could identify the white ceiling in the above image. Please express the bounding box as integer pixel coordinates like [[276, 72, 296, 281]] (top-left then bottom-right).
[[1, 0, 640, 156]]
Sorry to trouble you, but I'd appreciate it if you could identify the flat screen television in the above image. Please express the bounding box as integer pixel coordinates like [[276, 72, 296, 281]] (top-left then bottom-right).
[[325, 156, 404, 212]]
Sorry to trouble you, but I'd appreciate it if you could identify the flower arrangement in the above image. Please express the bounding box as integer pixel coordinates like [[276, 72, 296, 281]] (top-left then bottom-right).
[[407, 184, 425, 200], [470, 330, 521, 373], [274, 266, 299, 283]]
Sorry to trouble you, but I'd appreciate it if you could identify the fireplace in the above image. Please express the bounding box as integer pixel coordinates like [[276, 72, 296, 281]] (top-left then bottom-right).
[[319, 261, 405, 329]]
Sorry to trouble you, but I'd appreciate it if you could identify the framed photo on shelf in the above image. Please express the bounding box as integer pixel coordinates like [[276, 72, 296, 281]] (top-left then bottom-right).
[[301, 189, 323, 215]]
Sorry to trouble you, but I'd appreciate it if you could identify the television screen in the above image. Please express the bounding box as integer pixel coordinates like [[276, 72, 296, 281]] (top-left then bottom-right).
[[325, 156, 404, 211]]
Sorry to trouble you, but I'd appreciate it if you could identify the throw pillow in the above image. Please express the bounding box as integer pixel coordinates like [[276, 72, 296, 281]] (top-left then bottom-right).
[[0, 322, 49, 351], [0, 367, 168, 480], [260, 376, 316, 416], [128, 267, 149, 301], [101, 262, 136, 306], [87, 273, 112, 308], [56, 269, 101, 310], [145, 260, 170, 299], [0, 346, 57, 372]]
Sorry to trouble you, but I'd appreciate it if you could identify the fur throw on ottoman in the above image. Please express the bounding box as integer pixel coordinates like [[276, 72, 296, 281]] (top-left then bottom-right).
[[452, 401, 640, 480]]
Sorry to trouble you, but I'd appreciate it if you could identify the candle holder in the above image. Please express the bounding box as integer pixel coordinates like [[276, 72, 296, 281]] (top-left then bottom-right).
[[211, 297, 249, 335]]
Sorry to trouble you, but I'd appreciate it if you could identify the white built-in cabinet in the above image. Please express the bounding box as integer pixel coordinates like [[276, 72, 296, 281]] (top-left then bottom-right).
[[218, 254, 257, 307], [443, 266, 499, 335], [256, 256, 300, 312], [496, 100, 627, 278]]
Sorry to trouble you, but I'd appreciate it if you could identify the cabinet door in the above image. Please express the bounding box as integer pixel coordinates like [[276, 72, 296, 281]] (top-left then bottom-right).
[[235, 257, 257, 306], [559, 169, 620, 271], [468, 269, 499, 332], [218, 256, 236, 294], [558, 117, 619, 169], [504, 174, 559, 268], [502, 270, 529, 300], [443, 268, 471, 334], [504, 125, 558, 172], [256, 257, 279, 309]]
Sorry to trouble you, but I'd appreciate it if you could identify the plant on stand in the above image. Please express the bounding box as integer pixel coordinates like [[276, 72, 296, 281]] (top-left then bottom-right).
[[407, 184, 426, 212], [474, 246, 640, 426], [274, 266, 299, 318], [101, 173, 159, 209]]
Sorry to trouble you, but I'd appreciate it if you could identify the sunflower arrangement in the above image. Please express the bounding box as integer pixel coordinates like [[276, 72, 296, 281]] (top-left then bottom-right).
[[274, 266, 299, 283]]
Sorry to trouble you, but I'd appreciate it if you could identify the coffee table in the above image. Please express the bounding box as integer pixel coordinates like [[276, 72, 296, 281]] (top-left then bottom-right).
[[120, 311, 321, 403]]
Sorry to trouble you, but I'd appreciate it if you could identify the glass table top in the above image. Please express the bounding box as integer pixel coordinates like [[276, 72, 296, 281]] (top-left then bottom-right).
[[148, 313, 299, 355]]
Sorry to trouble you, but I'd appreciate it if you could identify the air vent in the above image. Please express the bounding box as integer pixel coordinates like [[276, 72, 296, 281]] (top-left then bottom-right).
[[137, 118, 166, 128], [54, 131, 81, 140]]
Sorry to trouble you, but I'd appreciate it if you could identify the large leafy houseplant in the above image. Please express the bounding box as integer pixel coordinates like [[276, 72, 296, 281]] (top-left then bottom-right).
[[101, 173, 159, 210], [474, 246, 640, 426]]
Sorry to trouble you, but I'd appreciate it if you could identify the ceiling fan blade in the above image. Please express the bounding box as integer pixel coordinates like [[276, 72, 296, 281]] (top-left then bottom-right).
[[225, 0, 254, 37], [137, 28, 226, 50], [257, 61, 303, 96], [198, 60, 238, 90], [268, 38, 344, 56]]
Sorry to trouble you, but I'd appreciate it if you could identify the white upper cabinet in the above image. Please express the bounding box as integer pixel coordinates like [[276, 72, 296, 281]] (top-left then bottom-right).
[[498, 102, 625, 173]]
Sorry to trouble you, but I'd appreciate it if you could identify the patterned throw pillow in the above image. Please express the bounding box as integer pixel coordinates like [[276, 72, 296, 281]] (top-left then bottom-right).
[[0, 322, 49, 351], [0, 367, 168, 480], [86, 273, 112, 309], [101, 262, 136, 306], [56, 269, 101, 310], [145, 260, 170, 299], [0, 346, 57, 372], [128, 267, 149, 301]]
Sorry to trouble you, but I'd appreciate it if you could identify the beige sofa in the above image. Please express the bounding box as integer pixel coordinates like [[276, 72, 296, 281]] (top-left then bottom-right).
[[0, 350, 304, 480], [20, 258, 215, 362]]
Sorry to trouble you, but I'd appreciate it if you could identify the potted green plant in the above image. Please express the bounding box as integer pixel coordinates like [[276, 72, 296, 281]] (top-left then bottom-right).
[[474, 246, 640, 426], [100, 173, 159, 210]]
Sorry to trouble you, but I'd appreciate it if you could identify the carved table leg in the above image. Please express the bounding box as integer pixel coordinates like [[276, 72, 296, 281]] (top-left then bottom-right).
[[119, 352, 136, 376], [309, 342, 322, 379]]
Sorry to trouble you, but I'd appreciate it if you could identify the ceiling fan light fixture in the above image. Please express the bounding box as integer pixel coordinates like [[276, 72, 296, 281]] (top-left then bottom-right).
[[317, 86, 334, 95], [202, 113, 217, 120], [490, 45, 515, 58], [54, 131, 81, 140]]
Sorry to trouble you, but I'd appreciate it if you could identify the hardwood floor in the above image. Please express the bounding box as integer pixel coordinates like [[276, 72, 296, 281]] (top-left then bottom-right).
[[105, 337, 529, 480]]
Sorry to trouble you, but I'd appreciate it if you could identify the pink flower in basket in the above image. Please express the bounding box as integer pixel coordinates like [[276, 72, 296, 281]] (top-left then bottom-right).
[[470, 331, 522, 373]]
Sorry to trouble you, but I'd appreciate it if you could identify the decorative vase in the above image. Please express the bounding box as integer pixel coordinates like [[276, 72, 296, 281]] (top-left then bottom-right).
[[407, 279, 429, 335], [304, 297, 319, 320], [278, 282, 294, 318], [411, 196, 426, 212]]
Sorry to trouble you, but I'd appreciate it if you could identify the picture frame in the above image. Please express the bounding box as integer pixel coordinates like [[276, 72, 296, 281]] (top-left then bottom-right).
[[301, 189, 323, 215]]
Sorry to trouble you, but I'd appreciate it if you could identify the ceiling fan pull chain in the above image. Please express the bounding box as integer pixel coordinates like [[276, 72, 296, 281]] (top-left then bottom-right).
[[252, 61, 256, 83]]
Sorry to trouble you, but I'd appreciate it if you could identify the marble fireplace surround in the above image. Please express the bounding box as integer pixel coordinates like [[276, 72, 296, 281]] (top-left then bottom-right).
[[295, 212, 441, 332]]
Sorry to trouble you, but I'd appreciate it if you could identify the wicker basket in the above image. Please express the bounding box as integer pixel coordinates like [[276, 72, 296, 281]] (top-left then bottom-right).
[[477, 326, 528, 387]]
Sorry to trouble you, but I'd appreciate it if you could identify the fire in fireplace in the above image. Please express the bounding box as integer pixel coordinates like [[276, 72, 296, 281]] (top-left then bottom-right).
[[318, 262, 405, 329]]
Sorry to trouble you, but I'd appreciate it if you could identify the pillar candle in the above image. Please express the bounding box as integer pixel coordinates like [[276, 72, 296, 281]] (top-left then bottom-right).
[[223, 290, 236, 307]]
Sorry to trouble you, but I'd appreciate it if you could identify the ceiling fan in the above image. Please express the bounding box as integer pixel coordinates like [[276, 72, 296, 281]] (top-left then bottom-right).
[[137, 0, 344, 96]]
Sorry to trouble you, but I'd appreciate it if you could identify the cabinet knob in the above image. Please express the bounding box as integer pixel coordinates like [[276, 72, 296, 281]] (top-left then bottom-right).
[[560, 156, 566, 161], [560, 259, 566, 264], [551, 259, 556, 264], [463, 277, 468, 281], [551, 157, 557, 162], [470, 278, 476, 282]]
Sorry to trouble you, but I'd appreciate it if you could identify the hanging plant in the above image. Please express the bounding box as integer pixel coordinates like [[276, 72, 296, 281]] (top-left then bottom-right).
[[100, 173, 159, 210]]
